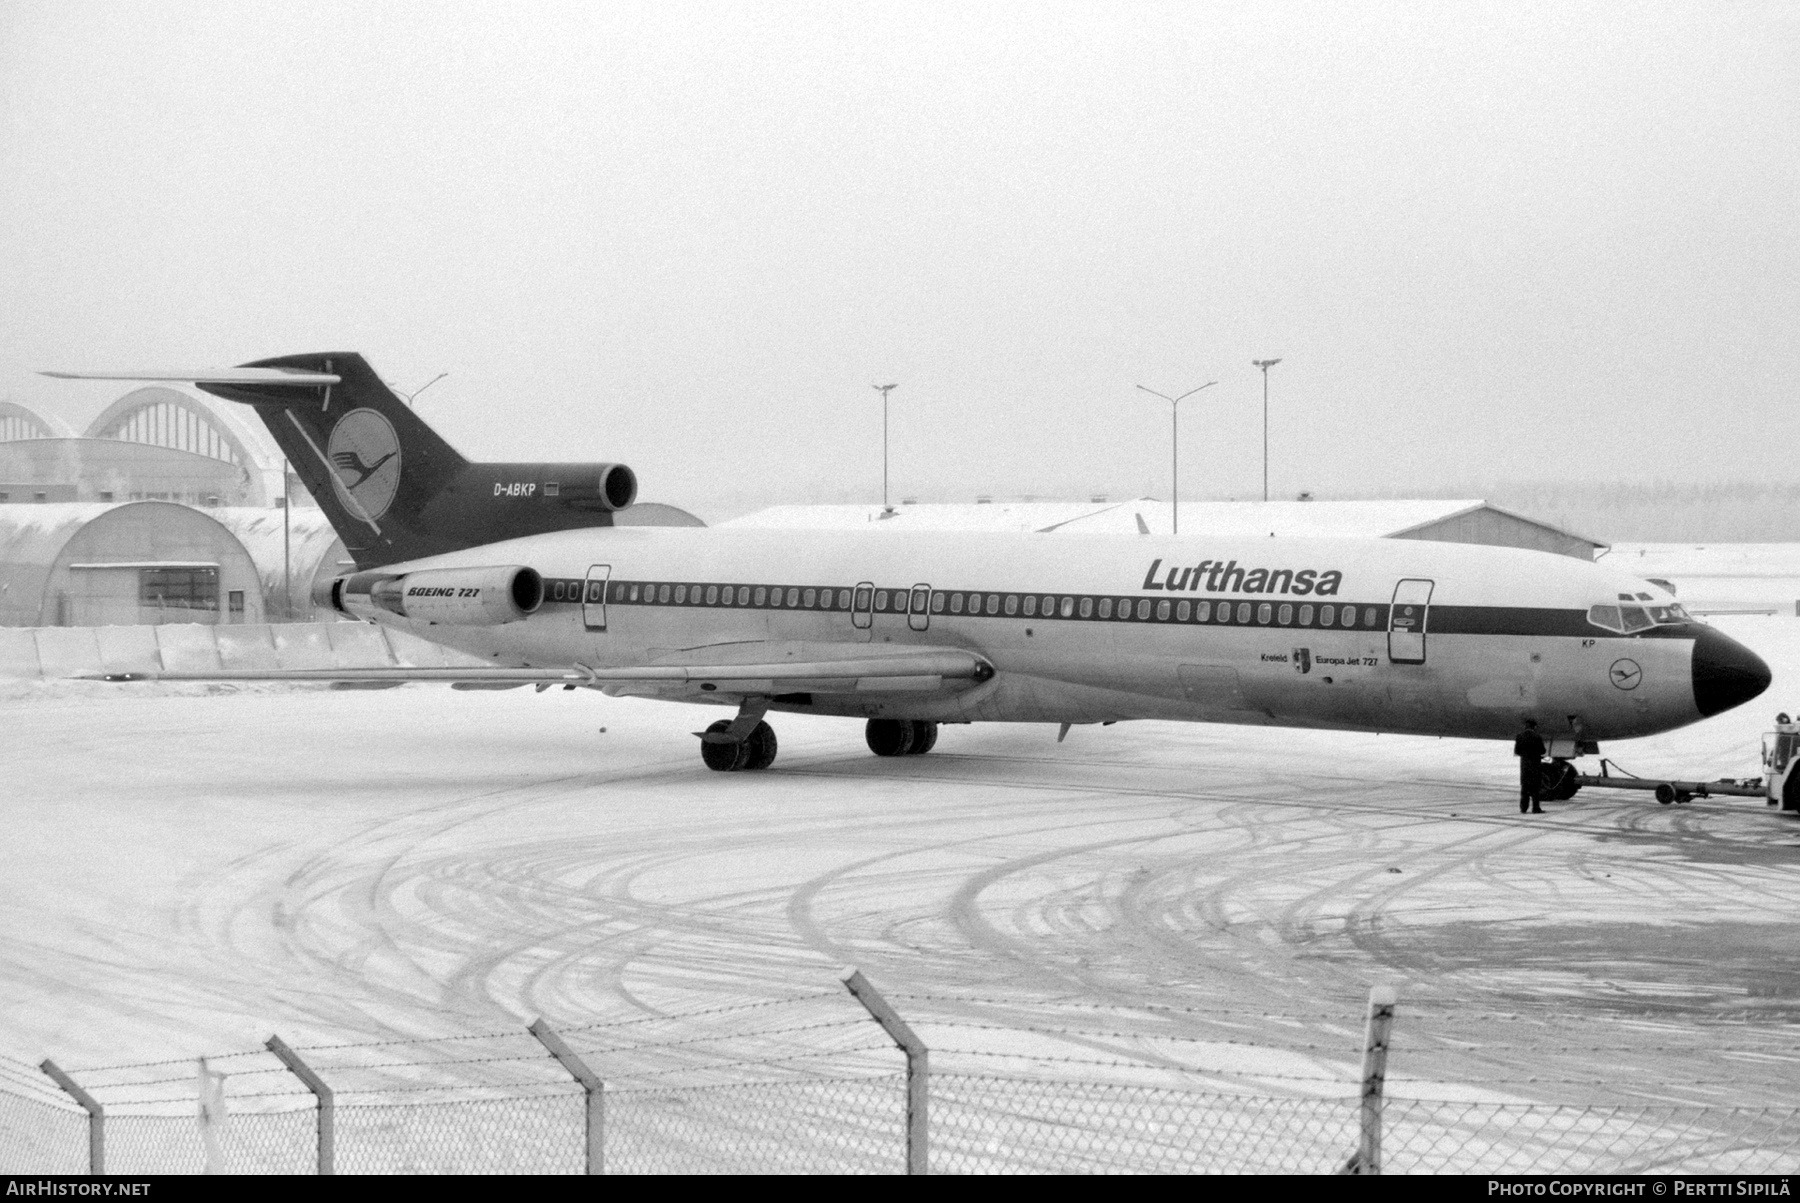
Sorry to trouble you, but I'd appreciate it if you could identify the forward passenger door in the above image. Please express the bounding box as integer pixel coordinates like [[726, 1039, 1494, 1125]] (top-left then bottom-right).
[[1387, 578, 1433, 664]]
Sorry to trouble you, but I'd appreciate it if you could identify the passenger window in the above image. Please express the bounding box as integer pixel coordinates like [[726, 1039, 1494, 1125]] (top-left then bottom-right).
[[1365, 607, 1379, 627], [1005, 595, 1019, 616], [740, 586, 752, 605], [874, 590, 889, 611], [986, 594, 1000, 615], [932, 592, 946, 613], [1237, 602, 1252, 623], [1195, 601, 1211, 622], [628, 584, 640, 602], [1299, 604, 1313, 625], [853, 585, 871, 611], [1587, 604, 1622, 632], [1042, 596, 1054, 615], [1619, 606, 1654, 633], [1079, 597, 1093, 618], [553, 581, 566, 601], [1176, 600, 1190, 621], [593, 582, 606, 602], [1099, 598, 1113, 618], [1135, 599, 1150, 619], [1257, 603, 1272, 624], [837, 589, 851, 609], [677, 585, 690, 604], [1278, 604, 1292, 624], [1342, 606, 1356, 628], [911, 586, 930, 613], [1061, 597, 1075, 618], [786, 588, 800, 607], [753, 586, 767, 606], [1319, 604, 1333, 626], [1023, 595, 1037, 616], [706, 585, 719, 605], [658, 584, 672, 604], [1157, 600, 1171, 621], [1217, 603, 1232, 623], [802, 588, 816, 607], [951, 593, 964, 614]]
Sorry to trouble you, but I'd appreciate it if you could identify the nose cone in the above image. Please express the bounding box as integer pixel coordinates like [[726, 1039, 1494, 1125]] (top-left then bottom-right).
[[1692, 625, 1772, 717]]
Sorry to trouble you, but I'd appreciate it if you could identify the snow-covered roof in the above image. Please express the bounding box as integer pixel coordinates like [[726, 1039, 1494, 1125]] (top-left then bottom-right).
[[208, 507, 350, 597], [726, 499, 1560, 535]]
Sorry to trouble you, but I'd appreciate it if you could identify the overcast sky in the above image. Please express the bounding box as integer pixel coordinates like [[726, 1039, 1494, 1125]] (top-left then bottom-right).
[[2, 2, 1793, 519]]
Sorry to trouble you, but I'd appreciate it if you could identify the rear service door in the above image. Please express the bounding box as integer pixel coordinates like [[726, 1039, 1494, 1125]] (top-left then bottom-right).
[[583, 564, 611, 631], [1387, 578, 1433, 664]]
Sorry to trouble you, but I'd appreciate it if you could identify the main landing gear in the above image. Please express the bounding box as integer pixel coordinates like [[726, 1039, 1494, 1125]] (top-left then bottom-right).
[[866, 718, 938, 757], [696, 709, 941, 771], [700, 718, 778, 772]]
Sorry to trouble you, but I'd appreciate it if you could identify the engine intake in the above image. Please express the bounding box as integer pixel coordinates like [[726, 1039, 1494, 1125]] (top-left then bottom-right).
[[322, 565, 544, 626]]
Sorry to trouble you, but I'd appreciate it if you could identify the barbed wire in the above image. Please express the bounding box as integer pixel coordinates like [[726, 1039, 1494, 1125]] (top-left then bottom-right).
[[569, 1017, 876, 1056], [887, 993, 1800, 1034]]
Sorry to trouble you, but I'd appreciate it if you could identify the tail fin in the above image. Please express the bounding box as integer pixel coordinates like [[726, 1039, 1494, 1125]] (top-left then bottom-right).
[[195, 353, 474, 567], [44, 352, 638, 569]]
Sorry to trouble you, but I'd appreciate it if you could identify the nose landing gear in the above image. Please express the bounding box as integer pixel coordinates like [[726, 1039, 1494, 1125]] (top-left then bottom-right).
[[866, 719, 938, 757]]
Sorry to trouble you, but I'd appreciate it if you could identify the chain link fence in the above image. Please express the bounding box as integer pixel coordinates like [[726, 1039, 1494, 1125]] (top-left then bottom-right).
[[5, 979, 1799, 1175]]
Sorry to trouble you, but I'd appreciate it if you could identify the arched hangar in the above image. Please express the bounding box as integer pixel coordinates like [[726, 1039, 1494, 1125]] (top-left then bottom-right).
[[0, 501, 266, 627], [0, 387, 291, 507]]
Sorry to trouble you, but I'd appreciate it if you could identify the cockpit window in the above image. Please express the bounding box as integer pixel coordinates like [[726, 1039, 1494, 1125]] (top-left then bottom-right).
[[1588, 600, 1691, 633]]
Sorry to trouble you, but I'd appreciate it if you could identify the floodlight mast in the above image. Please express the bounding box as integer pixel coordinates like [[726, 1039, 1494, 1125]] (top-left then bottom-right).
[[1134, 381, 1217, 535], [1252, 359, 1282, 502], [872, 383, 898, 513]]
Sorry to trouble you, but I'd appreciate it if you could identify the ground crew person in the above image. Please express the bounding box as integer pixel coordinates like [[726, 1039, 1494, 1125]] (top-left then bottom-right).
[[1514, 719, 1546, 814]]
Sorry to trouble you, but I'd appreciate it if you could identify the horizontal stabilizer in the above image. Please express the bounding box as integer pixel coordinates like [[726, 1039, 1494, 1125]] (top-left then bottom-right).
[[39, 367, 340, 386]]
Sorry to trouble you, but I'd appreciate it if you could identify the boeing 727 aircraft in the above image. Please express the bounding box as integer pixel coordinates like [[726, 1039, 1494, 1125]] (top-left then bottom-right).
[[46, 354, 1772, 774]]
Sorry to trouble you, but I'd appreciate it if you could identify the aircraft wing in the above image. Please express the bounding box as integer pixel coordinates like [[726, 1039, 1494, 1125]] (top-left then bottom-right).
[[88, 648, 995, 694]]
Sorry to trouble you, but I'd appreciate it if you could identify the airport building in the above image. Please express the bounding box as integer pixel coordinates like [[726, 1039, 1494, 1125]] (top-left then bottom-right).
[[0, 389, 294, 507], [726, 498, 1606, 559], [0, 386, 706, 626]]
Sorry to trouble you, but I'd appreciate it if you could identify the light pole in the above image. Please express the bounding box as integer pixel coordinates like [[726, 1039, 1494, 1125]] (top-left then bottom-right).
[[1252, 358, 1281, 502], [872, 383, 898, 513], [1134, 381, 1216, 535]]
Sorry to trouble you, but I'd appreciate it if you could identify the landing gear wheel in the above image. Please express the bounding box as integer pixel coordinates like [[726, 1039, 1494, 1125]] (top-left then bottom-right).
[[743, 721, 778, 770], [907, 721, 938, 755], [865, 718, 916, 757], [700, 720, 751, 772]]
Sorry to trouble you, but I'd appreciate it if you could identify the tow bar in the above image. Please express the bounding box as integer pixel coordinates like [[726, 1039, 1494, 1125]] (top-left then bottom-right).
[[1571, 761, 1768, 806]]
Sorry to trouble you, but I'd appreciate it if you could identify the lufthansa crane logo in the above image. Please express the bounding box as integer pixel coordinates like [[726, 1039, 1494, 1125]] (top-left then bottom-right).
[[325, 408, 401, 521], [1609, 658, 1643, 691]]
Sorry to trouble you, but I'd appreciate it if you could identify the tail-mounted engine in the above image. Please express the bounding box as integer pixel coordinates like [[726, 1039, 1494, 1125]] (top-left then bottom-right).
[[320, 565, 544, 626]]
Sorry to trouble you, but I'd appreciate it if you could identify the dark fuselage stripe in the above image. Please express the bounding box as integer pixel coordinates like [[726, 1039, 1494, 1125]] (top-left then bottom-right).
[[527, 578, 1698, 643]]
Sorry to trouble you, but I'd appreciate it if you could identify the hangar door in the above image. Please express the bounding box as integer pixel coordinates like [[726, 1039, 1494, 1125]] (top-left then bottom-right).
[[1388, 578, 1434, 665]]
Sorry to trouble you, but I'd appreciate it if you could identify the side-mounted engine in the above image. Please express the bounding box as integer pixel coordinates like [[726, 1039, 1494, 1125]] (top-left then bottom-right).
[[319, 565, 544, 626]]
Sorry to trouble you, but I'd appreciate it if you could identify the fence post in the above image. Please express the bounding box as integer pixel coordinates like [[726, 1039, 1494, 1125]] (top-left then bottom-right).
[[39, 1060, 102, 1176], [1342, 985, 1398, 1175], [265, 1036, 333, 1175], [839, 966, 928, 1175], [529, 1019, 604, 1175]]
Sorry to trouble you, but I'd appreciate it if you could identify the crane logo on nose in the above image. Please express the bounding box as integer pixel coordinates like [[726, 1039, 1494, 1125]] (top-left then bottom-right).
[[1609, 659, 1643, 691]]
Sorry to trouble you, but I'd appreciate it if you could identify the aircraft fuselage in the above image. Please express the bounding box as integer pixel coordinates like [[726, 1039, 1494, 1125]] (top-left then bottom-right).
[[348, 526, 1769, 743]]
